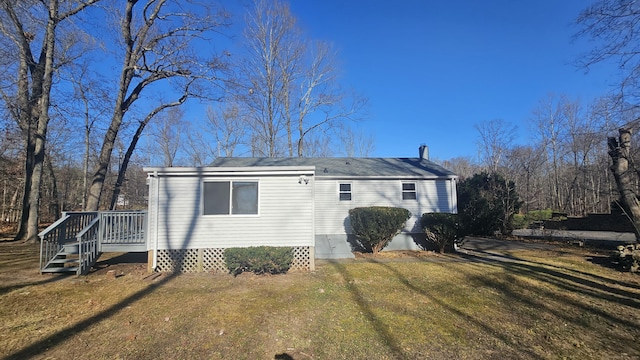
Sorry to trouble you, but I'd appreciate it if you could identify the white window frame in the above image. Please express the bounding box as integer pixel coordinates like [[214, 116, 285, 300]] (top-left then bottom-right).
[[202, 180, 260, 216], [338, 182, 352, 201], [402, 182, 417, 200]]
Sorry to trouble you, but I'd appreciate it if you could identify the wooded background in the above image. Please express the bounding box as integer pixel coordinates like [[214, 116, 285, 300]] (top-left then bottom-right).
[[1, 0, 639, 242]]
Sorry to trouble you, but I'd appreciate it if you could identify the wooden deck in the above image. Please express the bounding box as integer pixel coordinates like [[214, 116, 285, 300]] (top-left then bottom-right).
[[39, 211, 147, 275]]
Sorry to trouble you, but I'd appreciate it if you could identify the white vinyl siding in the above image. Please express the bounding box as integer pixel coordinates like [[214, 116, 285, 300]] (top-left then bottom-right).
[[315, 178, 455, 235], [149, 174, 314, 249]]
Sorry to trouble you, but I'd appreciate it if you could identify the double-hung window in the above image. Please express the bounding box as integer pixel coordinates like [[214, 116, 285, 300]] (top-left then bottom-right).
[[203, 181, 259, 215], [402, 182, 417, 200], [339, 183, 352, 201]]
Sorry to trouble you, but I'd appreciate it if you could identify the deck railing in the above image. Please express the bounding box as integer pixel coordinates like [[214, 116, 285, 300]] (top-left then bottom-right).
[[39, 212, 99, 271], [77, 216, 101, 275], [40, 211, 147, 274], [99, 211, 147, 248]]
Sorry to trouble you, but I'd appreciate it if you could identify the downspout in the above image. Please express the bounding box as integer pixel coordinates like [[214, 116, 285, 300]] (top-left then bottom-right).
[[152, 171, 160, 270], [451, 177, 458, 214]]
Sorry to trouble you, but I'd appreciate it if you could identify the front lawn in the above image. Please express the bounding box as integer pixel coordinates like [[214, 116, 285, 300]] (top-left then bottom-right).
[[1, 241, 639, 359]]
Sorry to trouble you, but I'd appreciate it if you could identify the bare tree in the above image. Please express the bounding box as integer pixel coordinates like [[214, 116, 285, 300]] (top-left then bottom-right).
[[238, 0, 366, 158], [0, 0, 99, 242], [530, 95, 573, 210], [505, 145, 546, 213], [183, 131, 215, 167], [85, 0, 229, 211], [293, 43, 366, 157], [205, 103, 249, 157], [338, 127, 376, 157], [301, 132, 333, 158], [239, 0, 293, 157], [576, 1, 640, 241], [440, 157, 480, 181], [65, 61, 110, 210], [474, 119, 517, 173], [147, 107, 187, 167], [576, 0, 640, 107]]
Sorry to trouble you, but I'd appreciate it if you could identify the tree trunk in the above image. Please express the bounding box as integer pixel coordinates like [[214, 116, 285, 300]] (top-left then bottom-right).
[[85, 111, 123, 211], [14, 135, 36, 241], [16, 121, 48, 243], [14, 1, 59, 243], [608, 128, 640, 242], [109, 119, 150, 210], [109, 95, 188, 209], [45, 155, 60, 219]]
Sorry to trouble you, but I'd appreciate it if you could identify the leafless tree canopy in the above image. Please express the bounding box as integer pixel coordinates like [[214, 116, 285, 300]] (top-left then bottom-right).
[[474, 119, 517, 173], [5, 0, 640, 241], [576, 0, 640, 105], [231, 0, 366, 158], [85, 0, 230, 211]]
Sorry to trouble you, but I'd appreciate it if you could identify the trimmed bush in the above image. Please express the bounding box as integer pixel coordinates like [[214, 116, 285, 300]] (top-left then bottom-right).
[[349, 206, 411, 254], [421, 212, 461, 253], [224, 246, 293, 276]]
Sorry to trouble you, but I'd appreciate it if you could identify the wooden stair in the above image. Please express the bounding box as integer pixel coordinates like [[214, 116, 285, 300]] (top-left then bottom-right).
[[40, 211, 146, 275], [41, 243, 82, 274]]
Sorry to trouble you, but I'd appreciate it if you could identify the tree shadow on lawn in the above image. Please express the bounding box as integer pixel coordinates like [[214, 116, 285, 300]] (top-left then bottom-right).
[[0, 242, 71, 295], [0, 274, 70, 296], [326, 260, 407, 359], [455, 249, 640, 333], [456, 251, 640, 355], [4, 169, 204, 360], [458, 248, 640, 306], [328, 248, 640, 358], [327, 256, 545, 358], [3, 272, 185, 360], [585, 253, 640, 284]]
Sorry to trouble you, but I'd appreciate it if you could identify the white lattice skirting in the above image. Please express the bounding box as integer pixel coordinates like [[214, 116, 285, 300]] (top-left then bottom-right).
[[155, 246, 314, 273]]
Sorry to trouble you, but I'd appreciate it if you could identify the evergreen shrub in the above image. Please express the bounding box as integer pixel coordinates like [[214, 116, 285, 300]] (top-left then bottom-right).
[[421, 212, 461, 253], [224, 246, 293, 276], [349, 206, 411, 254]]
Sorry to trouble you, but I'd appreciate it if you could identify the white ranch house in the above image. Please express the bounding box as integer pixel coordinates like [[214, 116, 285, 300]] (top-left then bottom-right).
[[39, 147, 457, 274]]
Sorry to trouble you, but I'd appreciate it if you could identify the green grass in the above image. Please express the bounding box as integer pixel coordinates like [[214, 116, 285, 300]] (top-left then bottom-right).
[[1, 241, 639, 359]]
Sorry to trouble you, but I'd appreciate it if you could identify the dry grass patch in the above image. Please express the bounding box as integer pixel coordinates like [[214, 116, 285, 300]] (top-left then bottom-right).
[[1, 241, 639, 359]]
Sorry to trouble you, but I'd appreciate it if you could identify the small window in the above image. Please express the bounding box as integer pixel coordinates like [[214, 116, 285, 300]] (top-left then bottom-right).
[[402, 182, 417, 200], [203, 181, 258, 215], [339, 183, 352, 201]]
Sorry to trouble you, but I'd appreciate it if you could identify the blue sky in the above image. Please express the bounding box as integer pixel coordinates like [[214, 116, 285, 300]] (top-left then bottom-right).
[[277, 0, 617, 161]]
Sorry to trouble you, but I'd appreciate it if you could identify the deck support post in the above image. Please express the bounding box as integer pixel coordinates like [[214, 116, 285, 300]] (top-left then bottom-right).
[[197, 249, 204, 272], [309, 246, 315, 271], [147, 250, 154, 273]]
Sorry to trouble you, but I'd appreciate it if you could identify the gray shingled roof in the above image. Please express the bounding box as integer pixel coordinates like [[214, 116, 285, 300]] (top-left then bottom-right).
[[210, 157, 456, 178]]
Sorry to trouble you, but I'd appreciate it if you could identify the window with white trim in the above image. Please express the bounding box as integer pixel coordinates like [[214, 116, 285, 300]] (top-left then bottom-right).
[[339, 183, 352, 201], [402, 182, 417, 200], [203, 181, 259, 215]]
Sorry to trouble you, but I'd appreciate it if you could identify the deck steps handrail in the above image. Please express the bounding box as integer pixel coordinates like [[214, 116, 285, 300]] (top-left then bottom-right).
[[77, 216, 101, 275], [39, 212, 99, 272], [39, 210, 147, 274]]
